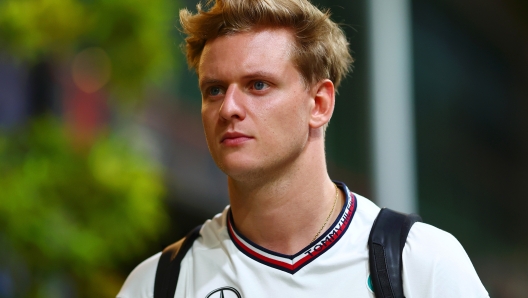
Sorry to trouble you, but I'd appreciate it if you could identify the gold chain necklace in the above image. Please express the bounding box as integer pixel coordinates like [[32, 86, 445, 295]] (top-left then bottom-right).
[[311, 183, 339, 243]]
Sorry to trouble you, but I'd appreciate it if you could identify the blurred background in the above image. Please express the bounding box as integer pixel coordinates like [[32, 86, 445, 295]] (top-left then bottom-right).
[[0, 0, 526, 297]]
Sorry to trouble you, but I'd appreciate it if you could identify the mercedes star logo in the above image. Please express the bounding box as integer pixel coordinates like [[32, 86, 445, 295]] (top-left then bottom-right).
[[205, 286, 242, 298]]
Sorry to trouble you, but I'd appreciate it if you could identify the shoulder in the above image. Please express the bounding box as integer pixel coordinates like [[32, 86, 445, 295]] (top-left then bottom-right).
[[403, 223, 471, 272], [116, 252, 160, 298], [116, 207, 230, 298], [351, 193, 381, 227], [354, 193, 381, 214], [196, 206, 230, 249], [405, 222, 465, 260], [402, 223, 489, 297]]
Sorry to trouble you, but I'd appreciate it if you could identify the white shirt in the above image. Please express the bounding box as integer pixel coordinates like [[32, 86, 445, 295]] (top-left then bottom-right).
[[117, 182, 489, 298]]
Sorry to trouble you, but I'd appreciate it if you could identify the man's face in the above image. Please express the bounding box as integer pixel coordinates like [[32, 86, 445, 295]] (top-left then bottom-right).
[[199, 28, 315, 180]]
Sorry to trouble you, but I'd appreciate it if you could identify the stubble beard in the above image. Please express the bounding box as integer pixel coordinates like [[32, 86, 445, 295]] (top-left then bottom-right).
[[215, 138, 309, 186]]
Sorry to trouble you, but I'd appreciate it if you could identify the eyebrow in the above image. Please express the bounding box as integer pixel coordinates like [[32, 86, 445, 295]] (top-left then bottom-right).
[[199, 77, 224, 91], [242, 71, 281, 83]]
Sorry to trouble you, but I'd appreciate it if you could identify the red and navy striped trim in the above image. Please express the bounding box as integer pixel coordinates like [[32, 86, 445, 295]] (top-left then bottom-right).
[[227, 182, 357, 274]]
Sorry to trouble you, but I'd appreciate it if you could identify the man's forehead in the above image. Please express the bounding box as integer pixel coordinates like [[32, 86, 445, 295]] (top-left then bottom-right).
[[198, 28, 295, 76]]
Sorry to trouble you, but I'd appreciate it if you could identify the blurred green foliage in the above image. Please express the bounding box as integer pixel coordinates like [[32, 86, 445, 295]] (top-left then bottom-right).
[[0, 0, 180, 296], [0, 117, 168, 296], [0, 0, 178, 99]]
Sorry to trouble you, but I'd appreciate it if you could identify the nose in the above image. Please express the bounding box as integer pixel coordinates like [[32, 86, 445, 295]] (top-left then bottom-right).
[[219, 84, 246, 121]]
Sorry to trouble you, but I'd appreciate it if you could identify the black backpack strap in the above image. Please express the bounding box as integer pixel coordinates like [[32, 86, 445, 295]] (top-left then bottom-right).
[[368, 208, 422, 298], [154, 225, 202, 298]]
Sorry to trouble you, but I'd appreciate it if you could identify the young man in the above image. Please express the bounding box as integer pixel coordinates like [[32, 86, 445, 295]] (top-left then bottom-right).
[[118, 0, 489, 297]]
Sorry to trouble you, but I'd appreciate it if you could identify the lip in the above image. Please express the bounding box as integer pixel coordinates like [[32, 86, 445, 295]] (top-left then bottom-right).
[[221, 131, 253, 146]]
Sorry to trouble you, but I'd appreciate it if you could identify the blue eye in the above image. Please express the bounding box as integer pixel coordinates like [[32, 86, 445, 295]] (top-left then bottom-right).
[[209, 86, 222, 96], [253, 81, 268, 91]]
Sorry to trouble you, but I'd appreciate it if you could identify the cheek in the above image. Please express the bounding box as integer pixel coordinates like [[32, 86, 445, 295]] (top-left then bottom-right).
[[280, 97, 310, 128], [201, 104, 216, 126], [201, 110, 216, 143], [259, 105, 307, 144]]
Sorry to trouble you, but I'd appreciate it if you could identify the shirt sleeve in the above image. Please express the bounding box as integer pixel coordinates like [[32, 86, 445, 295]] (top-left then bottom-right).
[[116, 252, 161, 298], [402, 222, 489, 298]]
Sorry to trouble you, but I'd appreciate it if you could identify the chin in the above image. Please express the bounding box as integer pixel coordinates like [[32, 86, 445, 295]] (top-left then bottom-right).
[[217, 159, 264, 182]]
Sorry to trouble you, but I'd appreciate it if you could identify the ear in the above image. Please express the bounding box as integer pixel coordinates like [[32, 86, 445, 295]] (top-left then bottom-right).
[[309, 79, 335, 129]]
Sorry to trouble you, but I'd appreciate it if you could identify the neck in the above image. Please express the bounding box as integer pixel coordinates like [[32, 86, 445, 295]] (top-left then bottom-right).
[[227, 136, 345, 255]]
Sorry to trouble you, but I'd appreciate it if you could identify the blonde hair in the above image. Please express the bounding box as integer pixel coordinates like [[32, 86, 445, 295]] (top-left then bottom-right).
[[179, 0, 353, 90]]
